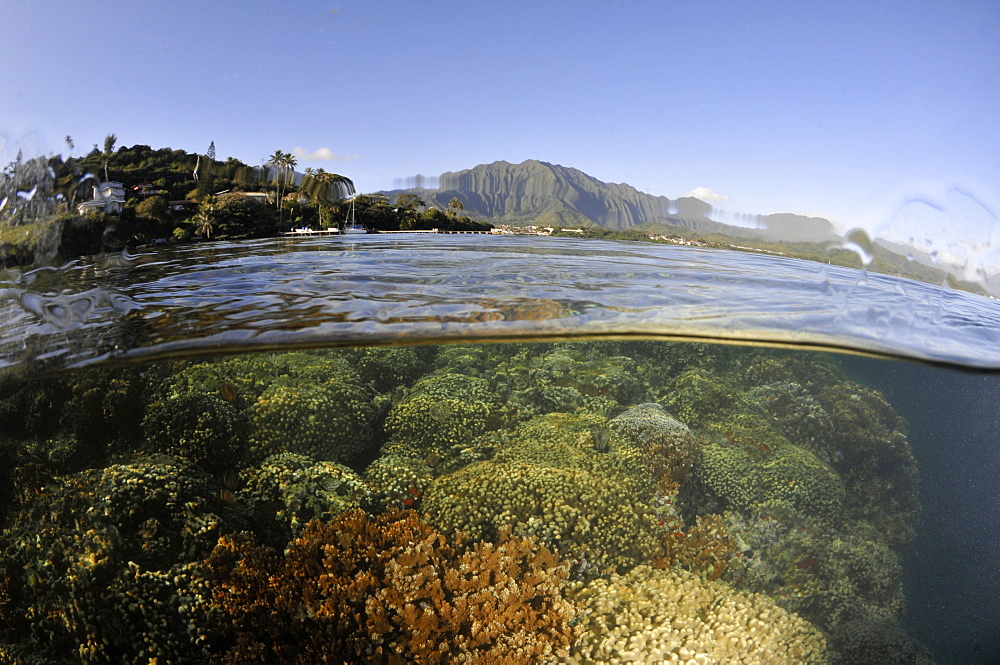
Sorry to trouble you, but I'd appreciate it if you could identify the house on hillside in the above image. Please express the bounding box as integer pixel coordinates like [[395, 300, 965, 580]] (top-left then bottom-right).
[[132, 181, 155, 198], [77, 181, 126, 215]]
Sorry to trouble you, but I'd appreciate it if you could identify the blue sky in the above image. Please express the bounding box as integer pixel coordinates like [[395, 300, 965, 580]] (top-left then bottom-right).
[[2, 1, 997, 244]]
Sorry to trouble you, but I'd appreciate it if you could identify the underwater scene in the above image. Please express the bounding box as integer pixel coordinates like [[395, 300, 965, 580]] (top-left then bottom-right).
[[0, 338, 994, 664], [1, 236, 998, 665]]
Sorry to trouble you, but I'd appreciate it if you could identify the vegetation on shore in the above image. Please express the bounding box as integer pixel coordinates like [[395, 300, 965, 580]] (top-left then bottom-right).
[[0, 139, 988, 296], [0, 140, 490, 267]]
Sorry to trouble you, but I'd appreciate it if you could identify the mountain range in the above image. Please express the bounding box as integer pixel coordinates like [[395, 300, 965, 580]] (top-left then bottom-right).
[[382, 159, 840, 243], [379, 159, 995, 296]]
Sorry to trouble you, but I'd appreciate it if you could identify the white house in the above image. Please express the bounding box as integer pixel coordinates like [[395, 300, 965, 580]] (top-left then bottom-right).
[[77, 181, 126, 215]]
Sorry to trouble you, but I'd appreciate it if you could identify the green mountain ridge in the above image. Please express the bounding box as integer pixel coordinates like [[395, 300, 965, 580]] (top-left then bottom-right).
[[382, 159, 840, 242]]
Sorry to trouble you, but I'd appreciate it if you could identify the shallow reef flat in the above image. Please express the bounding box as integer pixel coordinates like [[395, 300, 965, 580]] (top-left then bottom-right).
[[0, 341, 933, 664]]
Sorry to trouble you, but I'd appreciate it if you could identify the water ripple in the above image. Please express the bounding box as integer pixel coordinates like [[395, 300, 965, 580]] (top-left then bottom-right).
[[2, 235, 1000, 378]]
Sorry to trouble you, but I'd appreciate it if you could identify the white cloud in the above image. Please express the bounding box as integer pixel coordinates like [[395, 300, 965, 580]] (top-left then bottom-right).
[[291, 147, 360, 162], [682, 186, 729, 202]]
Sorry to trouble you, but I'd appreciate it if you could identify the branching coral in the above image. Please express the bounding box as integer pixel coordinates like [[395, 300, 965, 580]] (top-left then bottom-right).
[[653, 513, 740, 582], [201, 509, 576, 664]]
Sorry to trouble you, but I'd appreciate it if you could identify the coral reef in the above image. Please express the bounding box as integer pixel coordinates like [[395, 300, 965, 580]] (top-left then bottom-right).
[[0, 456, 232, 663], [363, 453, 434, 511], [0, 366, 147, 470], [689, 439, 845, 520], [380, 370, 502, 469], [722, 500, 907, 660], [565, 564, 828, 664], [421, 413, 660, 572], [609, 402, 701, 487], [238, 452, 372, 540], [246, 365, 377, 464], [202, 509, 576, 664], [0, 342, 933, 664], [141, 351, 382, 471], [653, 513, 740, 582]]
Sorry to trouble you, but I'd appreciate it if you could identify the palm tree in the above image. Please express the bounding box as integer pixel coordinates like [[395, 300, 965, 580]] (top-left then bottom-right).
[[447, 196, 465, 218], [193, 195, 216, 238], [300, 168, 355, 229]]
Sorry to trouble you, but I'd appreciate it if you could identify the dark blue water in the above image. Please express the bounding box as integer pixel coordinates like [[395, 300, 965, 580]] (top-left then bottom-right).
[[841, 357, 1000, 665]]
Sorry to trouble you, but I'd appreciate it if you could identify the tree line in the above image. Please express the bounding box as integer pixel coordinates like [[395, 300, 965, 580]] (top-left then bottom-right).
[[0, 139, 490, 266]]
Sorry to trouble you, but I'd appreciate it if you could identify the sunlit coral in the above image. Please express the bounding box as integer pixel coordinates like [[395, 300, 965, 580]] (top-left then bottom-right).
[[202, 509, 576, 664]]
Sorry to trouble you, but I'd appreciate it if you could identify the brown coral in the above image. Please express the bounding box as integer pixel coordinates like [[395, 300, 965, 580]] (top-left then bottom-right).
[[653, 513, 740, 582], [202, 509, 576, 664]]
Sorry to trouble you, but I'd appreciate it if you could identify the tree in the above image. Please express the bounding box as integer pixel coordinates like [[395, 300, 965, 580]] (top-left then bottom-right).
[[102, 133, 117, 181], [300, 168, 355, 229], [267, 150, 299, 229], [207, 141, 216, 161], [134, 195, 171, 237], [193, 195, 216, 238], [395, 193, 425, 212], [205, 192, 275, 239], [447, 197, 465, 218], [64, 135, 74, 154]]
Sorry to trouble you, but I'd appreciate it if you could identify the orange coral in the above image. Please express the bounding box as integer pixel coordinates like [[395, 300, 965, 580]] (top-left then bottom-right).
[[202, 509, 576, 664], [653, 513, 740, 582]]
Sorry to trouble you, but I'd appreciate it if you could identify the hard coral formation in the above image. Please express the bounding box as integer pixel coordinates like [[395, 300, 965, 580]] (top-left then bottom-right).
[[0, 366, 146, 471], [421, 413, 660, 572], [202, 509, 576, 664], [723, 500, 906, 659], [0, 456, 230, 663], [690, 439, 845, 520], [0, 342, 932, 664], [247, 368, 377, 463], [239, 453, 372, 539], [142, 391, 247, 474], [381, 370, 501, 469], [610, 402, 701, 486], [653, 513, 740, 582], [143, 351, 381, 472], [565, 564, 828, 664]]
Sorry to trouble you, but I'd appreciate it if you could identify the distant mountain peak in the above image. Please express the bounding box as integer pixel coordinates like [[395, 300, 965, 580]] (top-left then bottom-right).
[[382, 159, 838, 240]]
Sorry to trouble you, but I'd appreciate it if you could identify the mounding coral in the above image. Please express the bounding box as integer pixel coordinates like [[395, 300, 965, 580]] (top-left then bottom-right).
[[565, 564, 828, 664], [420, 412, 661, 573], [140, 351, 382, 471], [0, 456, 233, 663], [610, 402, 701, 487]]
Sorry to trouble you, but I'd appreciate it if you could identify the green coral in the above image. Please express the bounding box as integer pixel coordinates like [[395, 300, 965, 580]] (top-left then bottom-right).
[[0, 456, 232, 663], [142, 391, 247, 474], [363, 453, 434, 510], [240, 453, 372, 538], [353, 345, 431, 392], [247, 370, 377, 463], [381, 371, 501, 467], [691, 440, 845, 520], [0, 366, 147, 471], [723, 501, 908, 661], [421, 413, 659, 572]]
